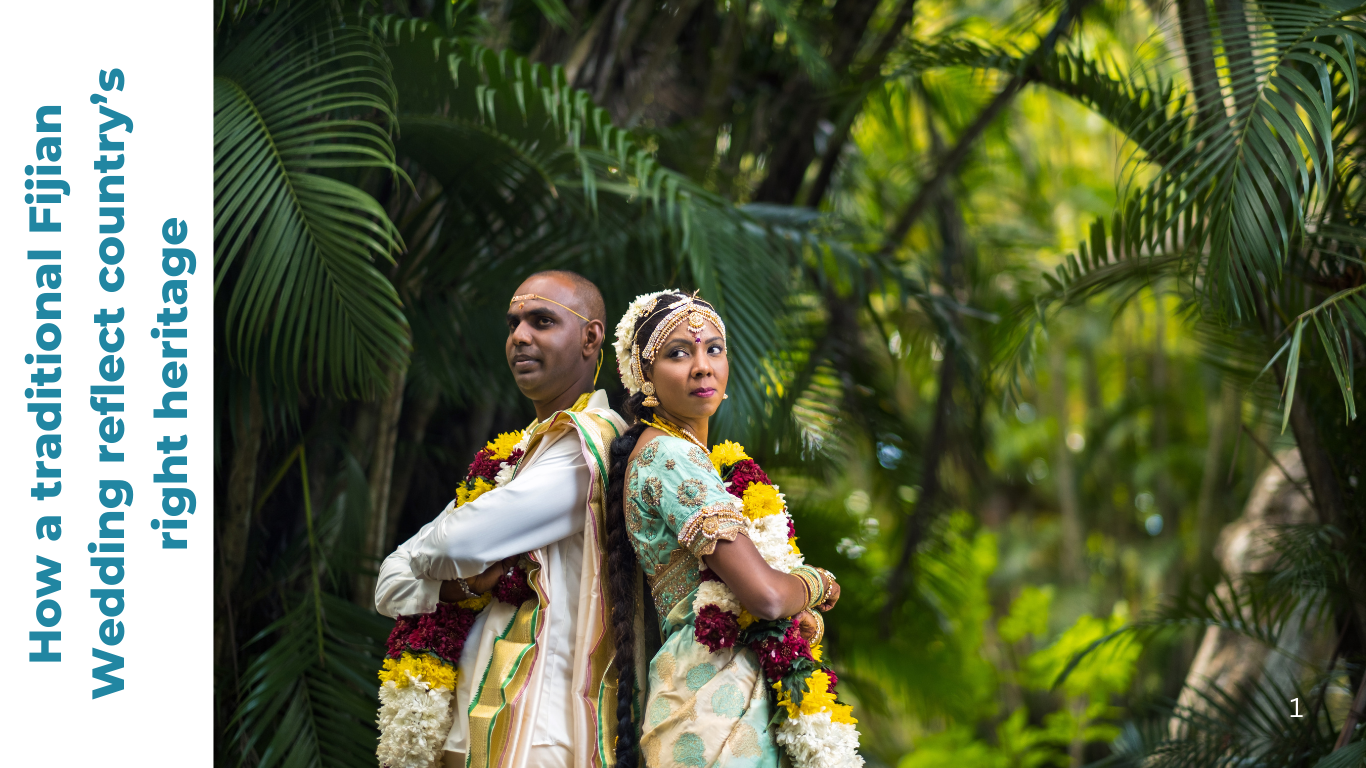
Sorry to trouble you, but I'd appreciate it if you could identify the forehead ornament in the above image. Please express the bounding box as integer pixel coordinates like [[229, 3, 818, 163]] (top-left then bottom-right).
[[613, 290, 727, 395]]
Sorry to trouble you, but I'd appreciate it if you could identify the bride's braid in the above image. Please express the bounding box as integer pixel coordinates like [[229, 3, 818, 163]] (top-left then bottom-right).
[[604, 293, 699, 765]]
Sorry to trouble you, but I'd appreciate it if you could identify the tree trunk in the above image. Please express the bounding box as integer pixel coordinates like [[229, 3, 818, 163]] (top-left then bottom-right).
[[1175, 0, 1226, 134], [1171, 449, 1326, 738], [356, 362, 409, 610], [1052, 342, 1084, 583], [216, 375, 263, 667], [752, 0, 884, 204], [383, 388, 441, 552]]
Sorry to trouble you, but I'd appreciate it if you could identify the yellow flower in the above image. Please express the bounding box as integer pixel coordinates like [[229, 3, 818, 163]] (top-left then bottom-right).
[[774, 670, 857, 725], [456, 477, 494, 507], [458, 593, 493, 611], [740, 483, 785, 520], [810, 643, 824, 663], [379, 651, 459, 691], [789, 537, 801, 555], [485, 431, 525, 460], [737, 609, 757, 629], [710, 441, 750, 471]]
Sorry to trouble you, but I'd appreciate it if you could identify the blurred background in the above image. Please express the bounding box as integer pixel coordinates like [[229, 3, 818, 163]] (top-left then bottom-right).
[[213, 0, 1366, 765]]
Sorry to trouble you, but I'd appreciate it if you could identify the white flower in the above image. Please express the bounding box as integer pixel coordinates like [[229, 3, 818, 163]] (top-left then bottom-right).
[[614, 290, 676, 393], [493, 461, 517, 488], [750, 513, 804, 573], [692, 579, 742, 615], [376, 671, 455, 768], [775, 710, 864, 768]]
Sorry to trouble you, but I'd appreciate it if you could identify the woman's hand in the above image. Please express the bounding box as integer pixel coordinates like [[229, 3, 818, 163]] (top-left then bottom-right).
[[817, 569, 840, 612], [796, 610, 821, 643]]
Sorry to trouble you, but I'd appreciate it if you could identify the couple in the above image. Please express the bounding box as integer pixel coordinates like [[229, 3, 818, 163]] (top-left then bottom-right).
[[375, 271, 851, 768]]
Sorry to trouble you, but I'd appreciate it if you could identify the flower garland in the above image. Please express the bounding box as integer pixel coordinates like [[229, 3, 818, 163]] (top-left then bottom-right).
[[376, 430, 535, 768], [692, 441, 864, 768]]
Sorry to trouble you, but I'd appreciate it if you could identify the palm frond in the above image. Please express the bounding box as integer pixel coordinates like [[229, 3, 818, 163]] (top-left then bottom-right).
[[227, 592, 392, 768], [215, 2, 408, 398]]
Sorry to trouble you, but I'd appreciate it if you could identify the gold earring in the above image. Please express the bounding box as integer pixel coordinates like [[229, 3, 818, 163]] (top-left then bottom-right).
[[641, 381, 659, 408], [723, 393, 729, 400]]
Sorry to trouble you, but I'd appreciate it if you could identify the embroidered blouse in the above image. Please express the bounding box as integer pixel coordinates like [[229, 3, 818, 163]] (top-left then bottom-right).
[[624, 435, 748, 632]]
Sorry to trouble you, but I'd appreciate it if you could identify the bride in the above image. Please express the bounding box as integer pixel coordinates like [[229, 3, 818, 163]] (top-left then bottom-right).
[[602, 291, 857, 768]]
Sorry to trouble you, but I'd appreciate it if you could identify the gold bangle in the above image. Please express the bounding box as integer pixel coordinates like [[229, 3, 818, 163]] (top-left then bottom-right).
[[793, 566, 824, 610], [802, 609, 825, 646]]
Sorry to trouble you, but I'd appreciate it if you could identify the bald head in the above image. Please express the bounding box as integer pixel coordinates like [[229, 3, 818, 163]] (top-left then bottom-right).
[[523, 270, 606, 325]]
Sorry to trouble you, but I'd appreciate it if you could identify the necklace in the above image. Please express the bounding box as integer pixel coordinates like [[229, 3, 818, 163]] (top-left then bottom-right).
[[646, 415, 708, 453]]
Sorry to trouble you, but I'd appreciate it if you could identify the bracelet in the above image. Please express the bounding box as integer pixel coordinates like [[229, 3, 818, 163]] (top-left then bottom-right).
[[801, 609, 825, 646], [792, 566, 825, 610], [446, 577, 475, 603], [815, 567, 836, 604]]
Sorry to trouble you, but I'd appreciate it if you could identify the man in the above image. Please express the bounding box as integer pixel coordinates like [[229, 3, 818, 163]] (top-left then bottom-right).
[[376, 271, 626, 768]]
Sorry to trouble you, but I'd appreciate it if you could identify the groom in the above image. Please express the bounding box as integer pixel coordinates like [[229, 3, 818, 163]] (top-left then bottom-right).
[[376, 270, 627, 768]]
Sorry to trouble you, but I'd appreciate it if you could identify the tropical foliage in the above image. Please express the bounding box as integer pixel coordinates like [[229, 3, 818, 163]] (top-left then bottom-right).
[[214, 0, 1364, 765]]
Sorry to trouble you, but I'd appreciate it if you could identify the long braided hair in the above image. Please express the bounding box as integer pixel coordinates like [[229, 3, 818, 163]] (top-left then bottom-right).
[[605, 292, 717, 766]]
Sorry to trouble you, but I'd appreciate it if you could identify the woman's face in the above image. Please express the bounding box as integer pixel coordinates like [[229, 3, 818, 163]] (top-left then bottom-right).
[[644, 316, 728, 424]]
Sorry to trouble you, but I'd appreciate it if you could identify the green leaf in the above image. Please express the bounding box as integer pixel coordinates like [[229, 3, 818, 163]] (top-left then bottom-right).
[[215, 2, 409, 398]]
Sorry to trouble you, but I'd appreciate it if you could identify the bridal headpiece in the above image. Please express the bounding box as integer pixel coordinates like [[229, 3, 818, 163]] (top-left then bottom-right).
[[614, 290, 727, 400]]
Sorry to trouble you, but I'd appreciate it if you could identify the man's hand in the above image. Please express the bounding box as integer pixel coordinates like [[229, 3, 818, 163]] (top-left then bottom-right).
[[440, 556, 522, 602], [469, 556, 520, 593]]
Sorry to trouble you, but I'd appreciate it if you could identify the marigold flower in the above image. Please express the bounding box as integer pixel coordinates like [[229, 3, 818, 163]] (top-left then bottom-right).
[[775, 669, 856, 724], [456, 477, 495, 507], [485, 431, 525, 460], [741, 482, 785, 520], [710, 440, 751, 471]]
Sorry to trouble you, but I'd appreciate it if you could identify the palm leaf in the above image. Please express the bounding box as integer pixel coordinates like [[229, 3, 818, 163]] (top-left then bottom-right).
[[228, 592, 392, 768], [215, 2, 408, 398]]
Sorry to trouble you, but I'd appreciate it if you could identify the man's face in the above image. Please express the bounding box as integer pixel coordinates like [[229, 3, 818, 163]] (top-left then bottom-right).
[[505, 275, 592, 401]]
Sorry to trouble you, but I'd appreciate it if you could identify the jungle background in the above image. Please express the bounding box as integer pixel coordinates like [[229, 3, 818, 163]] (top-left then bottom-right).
[[213, 0, 1366, 765]]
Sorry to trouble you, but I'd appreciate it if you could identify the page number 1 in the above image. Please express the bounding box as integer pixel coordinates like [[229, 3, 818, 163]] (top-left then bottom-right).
[[1292, 698, 1305, 718]]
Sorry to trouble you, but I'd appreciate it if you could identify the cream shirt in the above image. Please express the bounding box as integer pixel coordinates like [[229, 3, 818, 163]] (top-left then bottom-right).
[[375, 425, 590, 753]]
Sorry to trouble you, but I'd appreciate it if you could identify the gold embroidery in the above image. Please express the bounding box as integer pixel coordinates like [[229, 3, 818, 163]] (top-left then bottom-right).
[[665, 459, 676, 470], [678, 698, 698, 722], [687, 446, 713, 471], [677, 503, 747, 557], [655, 652, 677, 686], [676, 478, 707, 508], [729, 723, 763, 757], [647, 547, 701, 619], [642, 476, 663, 506], [626, 497, 644, 535], [642, 733, 662, 766], [638, 442, 659, 466]]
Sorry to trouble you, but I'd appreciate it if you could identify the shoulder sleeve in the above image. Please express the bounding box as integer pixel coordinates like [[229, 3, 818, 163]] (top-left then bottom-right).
[[638, 437, 748, 558]]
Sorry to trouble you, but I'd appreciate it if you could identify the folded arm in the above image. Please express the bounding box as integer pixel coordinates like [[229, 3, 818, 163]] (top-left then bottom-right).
[[375, 432, 590, 618]]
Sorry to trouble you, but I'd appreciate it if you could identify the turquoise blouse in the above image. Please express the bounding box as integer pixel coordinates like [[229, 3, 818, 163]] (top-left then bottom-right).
[[624, 435, 749, 635]]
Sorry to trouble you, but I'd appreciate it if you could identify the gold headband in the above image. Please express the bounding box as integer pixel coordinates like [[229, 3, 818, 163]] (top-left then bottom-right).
[[629, 295, 727, 390], [509, 293, 590, 323]]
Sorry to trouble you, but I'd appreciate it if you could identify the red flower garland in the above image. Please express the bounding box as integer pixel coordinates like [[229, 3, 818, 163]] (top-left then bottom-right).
[[386, 601, 479, 664], [725, 459, 771, 497], [491, 563, 536, 606], [695, 604, 742, 650]]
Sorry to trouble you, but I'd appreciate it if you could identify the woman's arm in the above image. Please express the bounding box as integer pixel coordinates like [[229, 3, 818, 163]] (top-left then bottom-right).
[[704, 538, 841, 620], [703, 537, 806, 620]]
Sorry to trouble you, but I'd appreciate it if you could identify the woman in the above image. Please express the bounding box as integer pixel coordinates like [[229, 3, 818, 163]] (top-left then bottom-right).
[[603, 291, 847, 768]]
